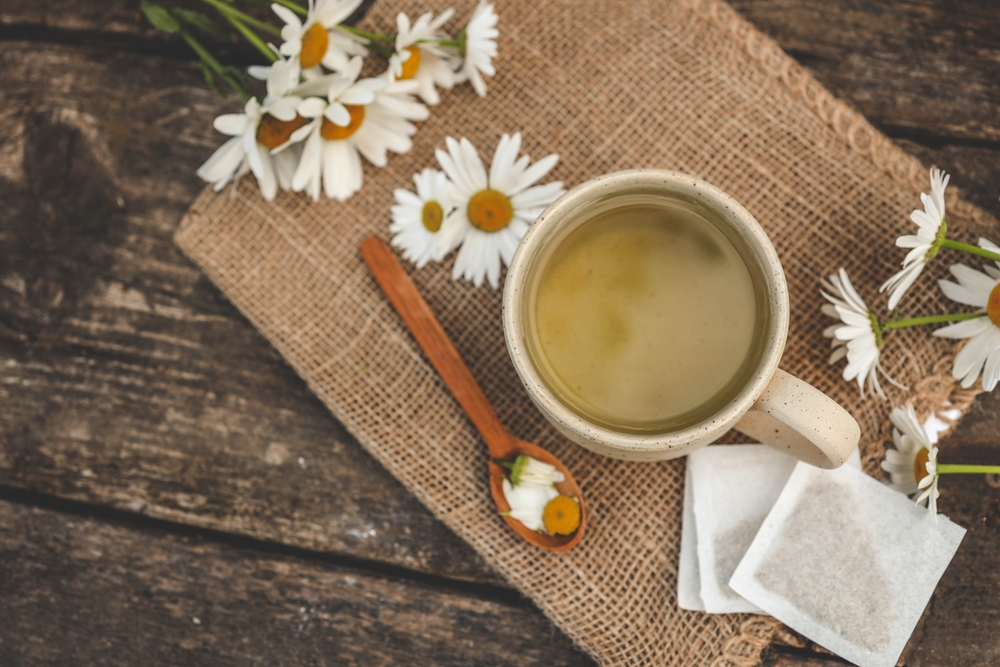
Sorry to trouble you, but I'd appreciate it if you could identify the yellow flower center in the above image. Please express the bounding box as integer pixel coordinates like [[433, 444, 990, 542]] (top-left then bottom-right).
[[913, 447, 930, 484], [300, 23, 329, 69], [255, 113, 306, 150], [543, 495, 581, 536], [398, 46, 422, 80], [421, 200, 444, 232], [467, 189, 513, 233], [988, 283, 1000, 327], [320, 105, 366, 141]]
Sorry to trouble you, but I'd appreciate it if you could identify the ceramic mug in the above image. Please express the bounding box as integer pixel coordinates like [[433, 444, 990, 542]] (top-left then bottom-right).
[[502, 169, 860, 467]]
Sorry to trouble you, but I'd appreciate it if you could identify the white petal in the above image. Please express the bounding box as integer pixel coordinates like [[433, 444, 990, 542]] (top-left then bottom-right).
[[933, 316, 991, 339], [939, 278, 990, 308], [272, 3, 302, 28], [254, 145, 277, 201], [489, 133, 521, 193], [509, 154, 560, 196], [951, 264, 998, 294], [214, 114, 249, 136], [322, 140, 363, 201], [952, 329, 996, 386]]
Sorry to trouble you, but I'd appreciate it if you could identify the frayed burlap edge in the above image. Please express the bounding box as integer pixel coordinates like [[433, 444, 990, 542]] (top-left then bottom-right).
[[678, 0, 989, 663]]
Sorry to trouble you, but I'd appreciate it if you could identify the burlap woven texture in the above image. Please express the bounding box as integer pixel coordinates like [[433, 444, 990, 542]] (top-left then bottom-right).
[[176, 0, 998, 664]]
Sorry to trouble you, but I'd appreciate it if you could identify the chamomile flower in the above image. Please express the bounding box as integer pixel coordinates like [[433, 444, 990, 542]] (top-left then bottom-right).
[[933, 239, 1000, 390], [389, 10, 459, 105], [198, 97, 301, 201], [390, 169, 455, 267], [880, 168, 950, 310], [435, 133, 564, 288], [881, 404, 940, 516], [273, 0, 368, 78], [822, 268, 902, 400], [457, 1, 498, 97], [502, 477, 558, 532], [289, 57, 425, 201]]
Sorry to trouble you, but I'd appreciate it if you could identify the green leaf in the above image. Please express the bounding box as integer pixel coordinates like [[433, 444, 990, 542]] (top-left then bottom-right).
[[173, 9, 228, 37], [140, 0, 181, 33]]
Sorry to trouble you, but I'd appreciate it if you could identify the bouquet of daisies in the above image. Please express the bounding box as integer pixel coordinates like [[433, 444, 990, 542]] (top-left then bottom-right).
[[143, 0, 500, 203]]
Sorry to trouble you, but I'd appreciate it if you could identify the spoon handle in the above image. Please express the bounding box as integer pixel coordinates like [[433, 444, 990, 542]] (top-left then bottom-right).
[[360, 236, 514, 457]]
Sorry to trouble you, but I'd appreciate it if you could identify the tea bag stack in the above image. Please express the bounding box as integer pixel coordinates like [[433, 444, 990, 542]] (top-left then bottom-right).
[[678, 446, 967, 667], [678, 444, 860, 613]]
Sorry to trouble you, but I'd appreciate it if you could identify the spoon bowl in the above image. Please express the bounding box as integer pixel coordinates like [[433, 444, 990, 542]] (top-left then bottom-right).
[[489, 438, 587, 551], [361, 236, 587, 551]]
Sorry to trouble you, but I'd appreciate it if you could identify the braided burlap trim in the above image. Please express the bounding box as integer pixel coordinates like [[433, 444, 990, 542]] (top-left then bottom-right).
[[677, 0, 990, 663]]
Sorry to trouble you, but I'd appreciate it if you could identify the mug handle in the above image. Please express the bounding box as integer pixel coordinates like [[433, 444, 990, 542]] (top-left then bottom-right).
[[733, 369, 861, 469]]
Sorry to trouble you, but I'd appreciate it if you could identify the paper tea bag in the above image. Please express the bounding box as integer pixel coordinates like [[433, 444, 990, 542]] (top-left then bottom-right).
[[730, 462, 966, 667], [680, 445, 861, 614], [677, 463, 705, 611], [688, 445, 797, 613]]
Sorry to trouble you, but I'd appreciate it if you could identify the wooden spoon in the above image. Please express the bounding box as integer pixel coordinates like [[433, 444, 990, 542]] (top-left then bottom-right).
[[361, 236, 586, 551]]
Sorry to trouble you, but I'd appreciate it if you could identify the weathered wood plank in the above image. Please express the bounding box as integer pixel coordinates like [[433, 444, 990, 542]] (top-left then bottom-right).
[[728, 0, 1000, 145], [0, 40, 499, 585], [0, 499, 595, 667]]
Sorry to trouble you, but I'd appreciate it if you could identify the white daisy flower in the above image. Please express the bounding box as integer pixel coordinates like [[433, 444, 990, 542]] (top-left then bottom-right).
[[821, 268, 903, 400], [197, 96, 302, 201], [390, 169, 455, 268], [880, 168, 950, 310], [501, 477, 558, 532], [389, 10, 460, 105], [289, 57, 426, 201], [881, 404, 941, 516], [435, 133, 564, 289], [273, 0, 368, 78], [457, 1, 498, 97], [933, 239, 1000, 390]]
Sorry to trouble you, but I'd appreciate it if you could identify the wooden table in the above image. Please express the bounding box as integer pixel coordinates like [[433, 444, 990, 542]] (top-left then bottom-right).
[[1, 1, 998, 665]]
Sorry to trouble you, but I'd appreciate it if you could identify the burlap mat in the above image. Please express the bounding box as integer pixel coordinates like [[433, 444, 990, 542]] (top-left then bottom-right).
[[175, 0, 998, 664]]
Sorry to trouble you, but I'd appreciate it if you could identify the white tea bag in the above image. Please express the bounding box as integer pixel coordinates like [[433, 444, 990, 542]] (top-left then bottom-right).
[[677, 463, 705, 611], [683, 445, 861, 614], [688, 445, 797, 613], [730, 462, 966, 667]]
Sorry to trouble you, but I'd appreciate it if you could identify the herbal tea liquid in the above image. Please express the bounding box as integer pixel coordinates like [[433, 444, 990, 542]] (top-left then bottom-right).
[[530, 202, 761, 432]]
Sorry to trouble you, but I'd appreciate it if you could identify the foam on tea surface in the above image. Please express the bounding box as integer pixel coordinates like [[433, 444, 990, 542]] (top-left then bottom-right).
[[531, 202, 759, 432]]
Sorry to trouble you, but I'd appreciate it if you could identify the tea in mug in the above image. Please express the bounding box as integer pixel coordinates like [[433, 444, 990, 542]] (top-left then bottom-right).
[[529, 201, 763, 432]]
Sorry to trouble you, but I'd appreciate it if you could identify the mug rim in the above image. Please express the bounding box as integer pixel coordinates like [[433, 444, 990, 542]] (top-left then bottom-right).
[[502, 169, 790, 459]]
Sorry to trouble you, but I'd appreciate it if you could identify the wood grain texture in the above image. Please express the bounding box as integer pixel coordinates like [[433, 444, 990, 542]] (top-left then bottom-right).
[[727, 0, 1000, 145], [0, 499, 595, 667], [1, 0, 1000, 666], [0, 40, 498, 584]]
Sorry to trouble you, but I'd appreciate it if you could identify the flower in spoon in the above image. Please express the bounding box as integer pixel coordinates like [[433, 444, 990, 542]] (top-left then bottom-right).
[[360, 235, 586, 551]]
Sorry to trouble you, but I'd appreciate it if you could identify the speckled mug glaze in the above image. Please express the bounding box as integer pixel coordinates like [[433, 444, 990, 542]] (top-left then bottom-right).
[[502, 170, 860, 467]]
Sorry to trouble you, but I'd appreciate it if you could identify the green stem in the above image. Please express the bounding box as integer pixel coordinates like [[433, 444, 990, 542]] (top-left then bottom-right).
[[431, 38, 462, 47], [882, 311, 986, 331], [338, 24, 395, 41], [493, 459, 514, 470], [369, 41, 394, 59], [223, 12, 278, 61], [180, 30, 250, 98], [937, 464, 1000, 475], [200, 0, 282, 36], [270, 0, 308, 15], [940, 238, 1000, 263]]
